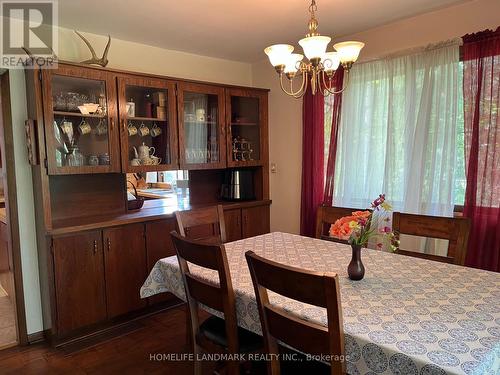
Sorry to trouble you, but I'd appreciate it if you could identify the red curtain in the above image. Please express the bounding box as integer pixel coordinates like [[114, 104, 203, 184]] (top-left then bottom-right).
[[323, 68, 344, 206], [300, 84, 325, 237], [462, 27, 500, 272]]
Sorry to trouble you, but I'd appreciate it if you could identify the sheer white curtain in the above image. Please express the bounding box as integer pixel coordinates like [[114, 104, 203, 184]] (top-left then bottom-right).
[[334, 43, 462, 217]]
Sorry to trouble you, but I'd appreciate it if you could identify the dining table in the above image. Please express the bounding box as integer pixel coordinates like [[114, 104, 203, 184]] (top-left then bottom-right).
[[140, 232, 500, 375]]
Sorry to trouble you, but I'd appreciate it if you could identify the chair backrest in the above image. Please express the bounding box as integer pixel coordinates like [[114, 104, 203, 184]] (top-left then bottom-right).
[[392, 212, 470, 265], [245, 251, 345, 375], [175, 205, 227, 243], [315, 205, 362, 243], [170, 231, 238, 353]]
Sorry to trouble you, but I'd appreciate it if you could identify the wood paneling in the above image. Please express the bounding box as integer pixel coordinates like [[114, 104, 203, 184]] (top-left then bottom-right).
[[224, 208, 242, 242], [49, 174, 126, 223], [145, 219, 177, 305], [53, 231, 107, 334], [188, 169, 224, 205], [242, 205, 270, 238], [103, 224, 147, 318]]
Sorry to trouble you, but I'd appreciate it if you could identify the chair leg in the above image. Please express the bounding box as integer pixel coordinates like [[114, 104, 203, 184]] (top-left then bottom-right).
[[186, 310, 193, 351], [193, 343, 202, 375], [226, 360, 239, 375]]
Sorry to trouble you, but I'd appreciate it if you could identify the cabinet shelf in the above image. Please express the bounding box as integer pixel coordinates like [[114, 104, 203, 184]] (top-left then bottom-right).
[[127, 116, 167, 122], [53, 111, 105, 119], [230, 122, 258, 126], [185, 120, 217, 125]]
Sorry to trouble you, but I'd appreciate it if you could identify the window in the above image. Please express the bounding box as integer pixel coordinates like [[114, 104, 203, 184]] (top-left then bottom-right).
[[325, 43, 465, 215]]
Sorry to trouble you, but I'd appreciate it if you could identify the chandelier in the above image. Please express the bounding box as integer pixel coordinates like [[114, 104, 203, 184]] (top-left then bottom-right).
[[264, 0, 364, 98]]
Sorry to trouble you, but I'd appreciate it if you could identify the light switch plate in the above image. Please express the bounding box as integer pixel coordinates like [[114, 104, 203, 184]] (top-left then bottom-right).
[[271, 163, 277, 173]]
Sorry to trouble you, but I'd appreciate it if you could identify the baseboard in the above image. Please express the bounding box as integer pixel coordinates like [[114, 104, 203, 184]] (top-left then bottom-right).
[[52, 298, 184, 347], [27, 330, 46, 344]]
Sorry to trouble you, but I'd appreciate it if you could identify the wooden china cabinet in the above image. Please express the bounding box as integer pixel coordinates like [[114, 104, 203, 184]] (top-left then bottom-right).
[[177, 82, 226, 170], [41, 65, 121, 174], [26, 61, 271, 344], [225, 88, 268, 168], [117, 75, 178, 172]]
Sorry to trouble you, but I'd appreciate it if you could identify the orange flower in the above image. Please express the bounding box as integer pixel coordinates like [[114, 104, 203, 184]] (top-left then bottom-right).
[[329, 211, 372, 240], [352, 211, 371, 218]]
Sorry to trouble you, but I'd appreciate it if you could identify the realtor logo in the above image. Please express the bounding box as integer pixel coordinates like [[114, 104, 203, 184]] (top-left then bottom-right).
[[1, 0, 58, 68]]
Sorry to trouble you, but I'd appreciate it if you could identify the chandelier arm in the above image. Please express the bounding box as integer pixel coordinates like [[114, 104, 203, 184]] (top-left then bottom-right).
[[321, 68, 351, 95], [279, 71, 307, 98], [294, 71, 309, 99]]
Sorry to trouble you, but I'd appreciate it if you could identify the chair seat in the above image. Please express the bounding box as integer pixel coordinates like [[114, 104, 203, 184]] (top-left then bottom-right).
[[199, 316, 262, 353]]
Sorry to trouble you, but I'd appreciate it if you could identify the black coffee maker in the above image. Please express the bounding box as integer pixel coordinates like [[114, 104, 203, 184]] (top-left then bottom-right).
[[220, 169, 255, 201]]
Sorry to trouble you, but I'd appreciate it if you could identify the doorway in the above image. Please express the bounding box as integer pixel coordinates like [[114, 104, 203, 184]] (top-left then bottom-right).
[[0, 71, 28, 348]]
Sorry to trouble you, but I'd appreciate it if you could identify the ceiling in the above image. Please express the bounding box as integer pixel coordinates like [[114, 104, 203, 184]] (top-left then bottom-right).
[[58, 0, 468, 62]]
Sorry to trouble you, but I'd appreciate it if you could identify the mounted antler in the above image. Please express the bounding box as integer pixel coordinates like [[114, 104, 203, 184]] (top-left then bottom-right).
[[74, 30, 111, 67], [21, 46, 58, 61]]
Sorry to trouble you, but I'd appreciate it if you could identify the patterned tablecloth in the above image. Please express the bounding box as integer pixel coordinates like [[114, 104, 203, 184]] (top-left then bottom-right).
[[140, 232, 500, 375]]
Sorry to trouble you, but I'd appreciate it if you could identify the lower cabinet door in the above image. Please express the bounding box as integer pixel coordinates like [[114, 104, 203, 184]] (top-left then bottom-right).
[[242, 205, 270, 239], [145, 219, 177, 305], [53, 230, 107, 334], [103, 223, 147, 318], [224, 208, 242, 242]]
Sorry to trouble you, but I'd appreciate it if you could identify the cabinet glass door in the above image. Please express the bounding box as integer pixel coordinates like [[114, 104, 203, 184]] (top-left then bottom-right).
[[44, 66, 119, 174], [226, 89, 266, 167], [178, 83, 225, 169], [118, 77, 177, 172]]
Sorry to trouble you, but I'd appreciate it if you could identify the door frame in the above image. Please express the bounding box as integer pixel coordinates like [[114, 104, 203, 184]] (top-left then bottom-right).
[[0, 71, 28, 345]]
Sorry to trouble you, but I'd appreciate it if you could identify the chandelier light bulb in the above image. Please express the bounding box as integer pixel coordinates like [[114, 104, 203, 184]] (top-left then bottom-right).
[[264, 44, 294, 67], [299, 35, 331, 61], [321, 51, 340, 72], [284, 54, 304, 74], [333, 41, 365, 64]]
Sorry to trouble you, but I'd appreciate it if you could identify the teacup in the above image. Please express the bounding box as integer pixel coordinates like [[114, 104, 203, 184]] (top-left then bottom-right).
[[130, 158, 141, 166], [138, 123, 149, 137], [151, 123, 162, 137], [88, 155, 99, 166], [141, 157, 154, 165], [151, 156, 162, 165], [96, 119, 108, 136], [78, 119, 91, 135], [60, 120, 73, 136], [128, 122, 138, 136]]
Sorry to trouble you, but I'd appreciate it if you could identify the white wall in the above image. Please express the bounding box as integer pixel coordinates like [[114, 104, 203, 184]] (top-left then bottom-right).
[[252, 0, 500, 234], [8, 70, 44, 335], [56, 27, 252, 86], [251, 61, 302, 234], [8, 25, 253, 334]]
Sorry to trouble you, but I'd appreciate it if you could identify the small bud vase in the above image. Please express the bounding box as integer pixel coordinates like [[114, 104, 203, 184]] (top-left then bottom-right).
[[348, 244, 365, 280]]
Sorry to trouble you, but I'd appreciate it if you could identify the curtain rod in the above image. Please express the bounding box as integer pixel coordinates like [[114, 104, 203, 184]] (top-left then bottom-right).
[[356, 37, 463, 65]]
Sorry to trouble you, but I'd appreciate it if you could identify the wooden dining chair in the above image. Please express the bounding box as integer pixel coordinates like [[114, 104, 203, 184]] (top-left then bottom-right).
[[175, 204, 227, 244], [245, 251, 345, 375], [171, 231, 262, 375], [315, 205, 362, 244], [392, 212, 470, 265]]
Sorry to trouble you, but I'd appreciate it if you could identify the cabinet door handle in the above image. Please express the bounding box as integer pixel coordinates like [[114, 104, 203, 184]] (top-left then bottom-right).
[[93, 240, 97, 255], [110, 117, 114, 131], [107, 238, 111, 252]]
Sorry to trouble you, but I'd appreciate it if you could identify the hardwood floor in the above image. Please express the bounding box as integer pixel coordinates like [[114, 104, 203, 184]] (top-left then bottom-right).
[[0, 305, 203, 374], [0, 285, 17, 349]]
